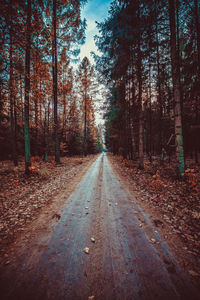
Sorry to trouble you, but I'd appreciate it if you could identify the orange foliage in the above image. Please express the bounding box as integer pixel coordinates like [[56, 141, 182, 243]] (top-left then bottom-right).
[[185, 169, 200, 193], [148, 171, 164, 190], [28, 156, 40, 173]]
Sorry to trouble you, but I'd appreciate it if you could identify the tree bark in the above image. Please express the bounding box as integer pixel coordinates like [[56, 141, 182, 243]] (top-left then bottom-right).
[[53, 0, 60, 163], [137, 31, 144, 169], [169, 0, 185, 176], [44, 100, 50, 162], [194, 0, 200, 163], [194, 0, 200, 75], [24, 0, 31, 174], [148, 61, 152, 163], [9, 0, 18, 166], [84, 91, 87, 156], [130, 59, 136, 160], [155, 16, 163, 163]]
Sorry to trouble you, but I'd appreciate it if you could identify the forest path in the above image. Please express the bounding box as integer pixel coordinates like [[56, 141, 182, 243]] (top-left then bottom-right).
[[0, 154, 198, 300]]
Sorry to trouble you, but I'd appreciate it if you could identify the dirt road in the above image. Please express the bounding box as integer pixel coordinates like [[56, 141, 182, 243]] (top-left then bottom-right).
[[0, 154, 198, 300]]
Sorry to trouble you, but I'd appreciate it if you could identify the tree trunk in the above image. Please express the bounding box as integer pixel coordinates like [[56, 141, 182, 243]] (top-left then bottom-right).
[[194, 0, 200, 163], [155, 17, 163, 164], [20, 74, 23, 123], [127, 73, 132, 159], [194, 0, 200, 75], [24, 0, 31, 174], [35, 96, 38, 154], [62, 94, 66, 141], [148, 62, 152, 163], [9, 0, 18, 166], [14, 94, 18, 163], [169, 0, 185, 176], [44, 100, 50, 162], [130, 59, 136, 160], [137, 37, 144, 169], [53, 0, 60, 163], [84, 91, 87, 156]]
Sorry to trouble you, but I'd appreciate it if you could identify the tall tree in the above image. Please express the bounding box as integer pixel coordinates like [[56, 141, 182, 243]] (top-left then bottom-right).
[[77, 57, 96, 156], [137, 3, 144, 169], [52, 0, 60, 164], [9, 0, 18, 166], [169, 0, 185, 176], [24, 0, 31, 174]]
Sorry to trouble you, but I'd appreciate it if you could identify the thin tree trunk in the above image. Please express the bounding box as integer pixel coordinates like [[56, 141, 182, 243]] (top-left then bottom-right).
[[136, 4, 144, 169], [35, 96, 38, 153], [20, 74, 23, 123], [169, 0, 185, 176], [44, 100, 50, 162], [24, 0, 31, 174], [148, 62, 152, 163], [34, 65, 38, 154], [138, 39, 144, 169], [14, 94, 18, 163], [194, 0, 200, 75], [130, 59, 136, 160], [155, 18, 163, 163], [62, 94, 66, 140], [53, 0, 60, 163], [84, 91, 87, 156], [194, 0, 200, 163], [175, 0, 183, 109], [9, 0, 18, 166], [127, 72, 132, 159], [62, 64, 66, 141]]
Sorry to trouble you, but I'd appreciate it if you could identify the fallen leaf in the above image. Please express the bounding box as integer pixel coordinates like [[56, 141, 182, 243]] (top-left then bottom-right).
[[150, 238, 156, 243], [84, 247, 89, 254], [188, 270, 200, 277]]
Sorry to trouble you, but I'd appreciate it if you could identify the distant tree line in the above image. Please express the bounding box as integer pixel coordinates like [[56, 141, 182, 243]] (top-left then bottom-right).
[[0, 0, 102, 173], [94, 0, 200, 176]]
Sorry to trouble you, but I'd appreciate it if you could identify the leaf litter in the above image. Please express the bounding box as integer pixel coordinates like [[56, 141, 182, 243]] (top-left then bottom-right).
[[0, 155, 96, 264], [109, 154, 200, 282]]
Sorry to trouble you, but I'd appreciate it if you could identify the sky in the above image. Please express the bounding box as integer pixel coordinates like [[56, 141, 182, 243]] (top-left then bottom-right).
[[79, 0, 112, 62], [78, 0, 112, 126]]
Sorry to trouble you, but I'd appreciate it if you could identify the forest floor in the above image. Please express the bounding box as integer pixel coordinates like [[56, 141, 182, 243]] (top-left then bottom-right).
[[0, 153, 199, 300], [108, 154, 200, 281], [0, 154, 98, 264], [0, 153, 200, 292]]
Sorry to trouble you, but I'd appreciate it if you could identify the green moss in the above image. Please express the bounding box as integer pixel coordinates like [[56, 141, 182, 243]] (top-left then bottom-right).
[[24, 121, 30, 165]]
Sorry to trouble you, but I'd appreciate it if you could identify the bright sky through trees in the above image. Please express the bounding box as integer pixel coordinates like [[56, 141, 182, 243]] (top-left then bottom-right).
[[80, 0, 112, 62], [79, 0, 112, 126]]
